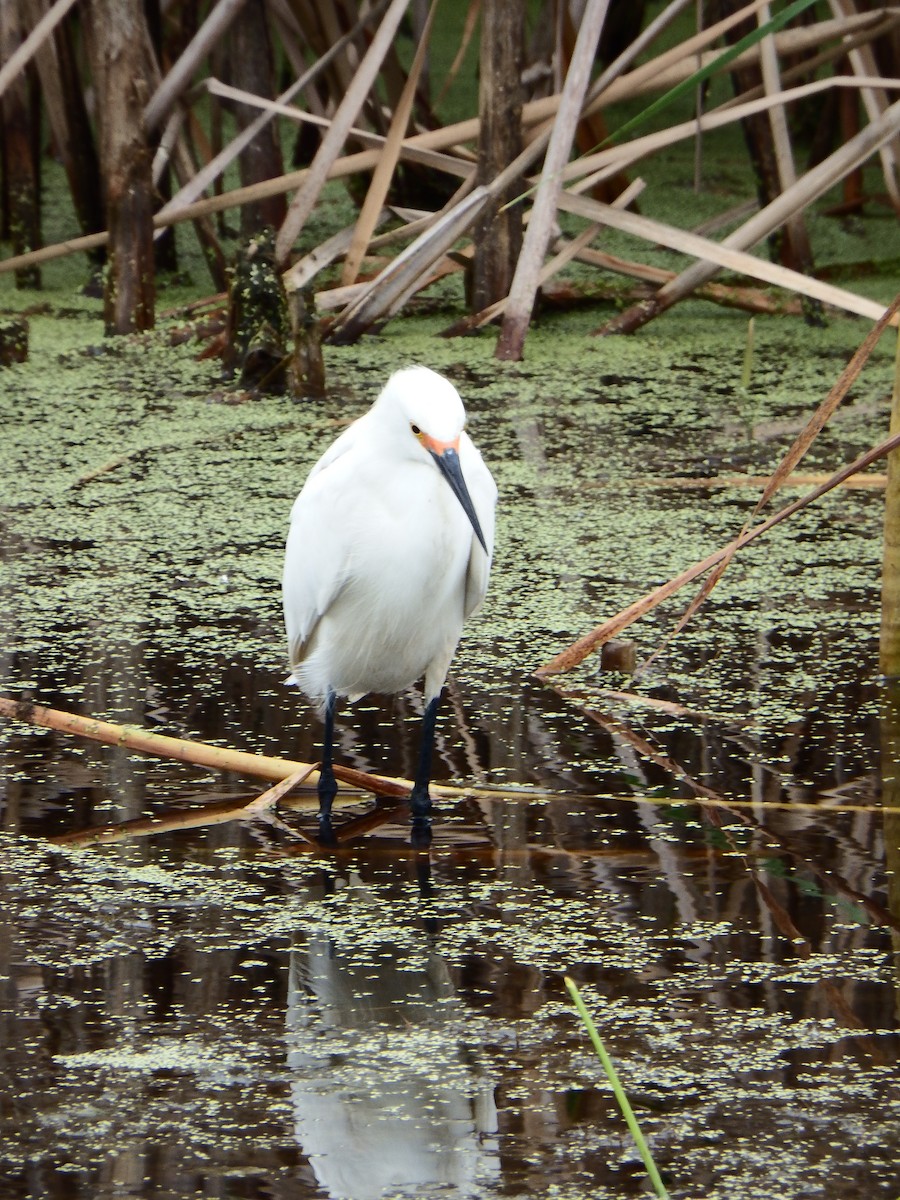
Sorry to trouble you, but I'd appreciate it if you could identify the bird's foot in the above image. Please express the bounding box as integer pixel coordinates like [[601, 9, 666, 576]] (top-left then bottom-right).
[[409, 784, 432, 847], [317, 813, 339, 847], [316, 762, 338, 847]]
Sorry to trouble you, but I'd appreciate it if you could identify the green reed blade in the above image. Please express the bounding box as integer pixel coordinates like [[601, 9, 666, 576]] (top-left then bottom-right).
[[565, 975, 671, 1200]]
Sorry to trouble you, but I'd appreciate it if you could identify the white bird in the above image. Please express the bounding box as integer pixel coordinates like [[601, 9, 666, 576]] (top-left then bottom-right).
[[283, 366, 497, 845]]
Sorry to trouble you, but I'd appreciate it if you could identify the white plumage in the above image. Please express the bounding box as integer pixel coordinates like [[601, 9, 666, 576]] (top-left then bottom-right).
[[282, 366, 497, 843]]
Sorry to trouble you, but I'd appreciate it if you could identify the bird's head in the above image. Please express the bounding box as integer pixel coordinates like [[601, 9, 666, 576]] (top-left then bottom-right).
[[375, 366, 488, 554]]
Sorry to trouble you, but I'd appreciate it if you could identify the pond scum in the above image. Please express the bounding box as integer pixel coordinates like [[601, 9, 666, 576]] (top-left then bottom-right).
[[5, 6, 900, 1183], [2, 267, 900, 1194]]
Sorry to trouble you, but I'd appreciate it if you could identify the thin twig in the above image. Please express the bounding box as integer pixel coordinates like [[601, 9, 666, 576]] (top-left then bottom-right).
[[536, 428, 900, 677]]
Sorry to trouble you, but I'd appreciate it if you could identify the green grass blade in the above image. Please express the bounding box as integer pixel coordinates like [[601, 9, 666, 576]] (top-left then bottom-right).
[[605, 0, 821, 147], [565, 975, 671, 1200]]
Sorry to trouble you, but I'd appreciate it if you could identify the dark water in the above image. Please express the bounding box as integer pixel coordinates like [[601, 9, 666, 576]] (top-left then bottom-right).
[[2, 315, 900, 1198]]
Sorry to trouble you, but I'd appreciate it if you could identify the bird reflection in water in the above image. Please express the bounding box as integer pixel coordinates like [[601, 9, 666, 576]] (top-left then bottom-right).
[[285, 864, 499, 1197]]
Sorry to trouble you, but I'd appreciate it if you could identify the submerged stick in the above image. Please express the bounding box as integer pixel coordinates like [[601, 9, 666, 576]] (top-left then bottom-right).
[[51, 768, 320, 848]]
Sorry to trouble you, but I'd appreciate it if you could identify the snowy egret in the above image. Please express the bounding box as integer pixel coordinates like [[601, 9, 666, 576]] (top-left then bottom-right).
[[283, 366, 497, 845]]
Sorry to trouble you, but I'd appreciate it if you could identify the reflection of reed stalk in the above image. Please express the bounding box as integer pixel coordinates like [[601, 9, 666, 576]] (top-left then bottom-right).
[[565, 976, 671, 1200], [880, 326, 900, 675]]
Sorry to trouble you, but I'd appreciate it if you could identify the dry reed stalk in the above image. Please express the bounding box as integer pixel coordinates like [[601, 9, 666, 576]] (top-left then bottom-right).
[[341, 0, 438, 286], [827, 0, 900, 208], [536, 428, 900, 678], [496, 0, 612, 360], [0, 1, 788, 283], [581, 0, 820, 114], [444, 179, 644, 336], [156, 0, 392, 220], [598, 91, 900, 333], [564, 245, 803, 315], [566, 74, 900, 192], [143, 0, 250, 133], [558, 193, 887, 322], [758, 294, 900, 511], [274, 0, 410, 266], [435, 0, 481, 106], [0, 0, 78, 102], [204, 81, 475, 182], [328, 187, 491, 341]]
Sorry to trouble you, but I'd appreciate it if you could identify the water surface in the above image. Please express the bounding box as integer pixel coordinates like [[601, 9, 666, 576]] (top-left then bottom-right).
[[1, 305, 899, 1198]]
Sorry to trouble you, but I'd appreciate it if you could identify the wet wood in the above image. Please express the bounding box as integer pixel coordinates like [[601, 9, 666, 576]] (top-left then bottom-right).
[[225, 5, 287, 236], [470, 0, 524, 312], [87, 0, 155, 333], [1, 0, 42, 288], [287, 287, 326, 399], [599, 639, 637, 673], [224, 232, 291, 391], [0, 695, 494, 802]]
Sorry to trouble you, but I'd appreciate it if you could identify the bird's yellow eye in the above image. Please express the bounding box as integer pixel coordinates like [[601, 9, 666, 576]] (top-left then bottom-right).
[[411, 423, 422, 438]]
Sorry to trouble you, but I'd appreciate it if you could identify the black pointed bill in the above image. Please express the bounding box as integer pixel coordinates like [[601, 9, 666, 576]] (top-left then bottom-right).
[[428, 445, 488, 554]]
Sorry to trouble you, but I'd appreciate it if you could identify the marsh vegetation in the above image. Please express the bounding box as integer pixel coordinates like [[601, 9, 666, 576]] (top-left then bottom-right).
[[3, 1, 900, 1197]]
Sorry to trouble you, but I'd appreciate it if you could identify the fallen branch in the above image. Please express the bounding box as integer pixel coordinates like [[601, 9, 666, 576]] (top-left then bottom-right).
[[340, 0, 437, 287], [274, 0, 411, 266], [0, 695, 519, 803]]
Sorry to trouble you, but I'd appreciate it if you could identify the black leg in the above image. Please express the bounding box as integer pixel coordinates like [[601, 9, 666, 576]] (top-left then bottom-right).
[[409, 695, 439, 847], [318, 690, 338, 845]]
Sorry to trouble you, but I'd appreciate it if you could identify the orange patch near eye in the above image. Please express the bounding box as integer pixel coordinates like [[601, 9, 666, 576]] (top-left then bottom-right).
[[421, 433, 461, 456]]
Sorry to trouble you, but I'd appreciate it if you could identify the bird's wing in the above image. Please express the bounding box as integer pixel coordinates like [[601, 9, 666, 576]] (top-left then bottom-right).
[[460, 432, 498, 617], [304, 414, 364, 481], [282, 421, 365, 670]]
